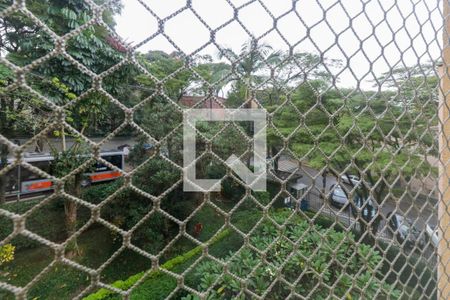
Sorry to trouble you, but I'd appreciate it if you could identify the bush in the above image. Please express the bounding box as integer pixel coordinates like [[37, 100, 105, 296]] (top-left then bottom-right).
[[84, 229, 230, 300], [82, 180, 123, 204], [130, 274, 177, 300], [252, 191, 270, 206], [206, 166, 246, 203], [185, 211, 401, 299], [0, 244, 15, 265], [221, 177, 245, 202]]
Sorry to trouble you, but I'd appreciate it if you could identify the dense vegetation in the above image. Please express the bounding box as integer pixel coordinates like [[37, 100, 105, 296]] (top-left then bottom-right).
[[183, 211, 400, 299], [0, 0, 439, 299]]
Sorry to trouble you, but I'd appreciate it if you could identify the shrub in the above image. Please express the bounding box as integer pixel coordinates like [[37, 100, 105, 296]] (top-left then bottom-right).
[[206, 166, 246, 203], [82, 180, 123, 204], [185, 212, 401, 299], [221, 177, 245, 202], [0, 244, 15, 265], [84, 229, 230, 300], [252, 191, 270, 205]]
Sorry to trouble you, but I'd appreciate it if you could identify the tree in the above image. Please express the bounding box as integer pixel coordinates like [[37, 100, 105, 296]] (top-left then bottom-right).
[[134, 51, 195, 164], [191, 54, 231, 97], [376, 64, 438, 154], [51, 145, 92, 257], [0, 0, 125, 254], [222, 40, 280, 107], [268, 80, 435, 239], [0, 65, 14, 205], [0, 0, 125, 139]]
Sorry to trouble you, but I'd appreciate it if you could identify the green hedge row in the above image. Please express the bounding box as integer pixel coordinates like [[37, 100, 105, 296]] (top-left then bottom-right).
[[83, 229, 230, 300]]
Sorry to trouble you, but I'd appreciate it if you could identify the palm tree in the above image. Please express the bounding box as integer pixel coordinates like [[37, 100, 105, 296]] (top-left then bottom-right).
[[219, 40, 281, 105]]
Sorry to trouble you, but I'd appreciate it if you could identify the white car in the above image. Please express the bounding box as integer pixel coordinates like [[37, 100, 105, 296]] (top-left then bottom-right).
[[340, 174, 360, 186], [426, 224, 439, 248], [329, 184, 348, 208]]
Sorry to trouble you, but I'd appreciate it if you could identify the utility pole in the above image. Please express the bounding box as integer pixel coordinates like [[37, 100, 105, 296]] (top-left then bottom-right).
[[438, 1, 450, 298]]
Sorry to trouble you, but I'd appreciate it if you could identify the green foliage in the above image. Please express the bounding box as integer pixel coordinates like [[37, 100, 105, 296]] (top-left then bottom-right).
[[378, 240, 436, 297], [220, 177, 245, 203], [0, 64, 43, 138], [0, 244, 15, 265], [0, 226, 144, 300], [252, 191, 270, 206], [84, 229, 230, 300], [132, 159, 181, 196], [0, 4, 439, 299], [186, 211, 400, 299], [268, 78, 437, 222], [0, 0, 127, 138], [0, 199, 68, 249], [194, 57, 231, 95], [89, 185, 167, 252], [51, 146, 92, 177], [82, 180, 124, 204]]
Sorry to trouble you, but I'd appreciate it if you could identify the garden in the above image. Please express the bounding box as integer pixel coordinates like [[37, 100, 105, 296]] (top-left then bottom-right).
[[0, 178, 435, 299]]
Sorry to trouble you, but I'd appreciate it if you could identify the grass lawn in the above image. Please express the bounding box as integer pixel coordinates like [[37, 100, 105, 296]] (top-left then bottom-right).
[[0, 197, 259, 299], [0, 225, 151, 299]]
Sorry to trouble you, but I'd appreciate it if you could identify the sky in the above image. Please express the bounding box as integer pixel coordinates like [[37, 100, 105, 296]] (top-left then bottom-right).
[[114, 0, 443, 90]]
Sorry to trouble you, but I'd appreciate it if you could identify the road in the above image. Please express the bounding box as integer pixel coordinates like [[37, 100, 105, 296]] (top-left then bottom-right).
[[276, 155, 438, 259]]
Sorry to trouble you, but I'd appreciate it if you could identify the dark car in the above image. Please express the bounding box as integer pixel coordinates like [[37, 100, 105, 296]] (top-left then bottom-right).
[[351, 195, 378, 221], [386, 212, 425, 249]]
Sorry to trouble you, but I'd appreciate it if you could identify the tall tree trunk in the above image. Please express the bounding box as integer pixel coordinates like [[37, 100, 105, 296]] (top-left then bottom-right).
[[0, 143, 8, 205], [65, 173, 82, 257], [64, 198, 78, 257], [0, 97, 9, 205], [321, 169, 327, 202], [59, 127, 80, 257], [35, 138, 44, 152], [61, 127, 66, 151]]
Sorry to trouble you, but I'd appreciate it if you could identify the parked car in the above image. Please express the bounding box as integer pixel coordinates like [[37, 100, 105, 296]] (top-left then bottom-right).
[[329, 185, 379, 222], [340, 174, 360, 186], [386, 212, 425, 249], [143, 143, 154, 151], [140, 143, 169, 157], [329, 184, 348, 208], [351, 195, 378, 221], [425, 224, 439, 248]]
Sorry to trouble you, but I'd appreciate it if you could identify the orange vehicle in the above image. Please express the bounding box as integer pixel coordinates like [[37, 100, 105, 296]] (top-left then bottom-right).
[[4, 150, 125, 201]]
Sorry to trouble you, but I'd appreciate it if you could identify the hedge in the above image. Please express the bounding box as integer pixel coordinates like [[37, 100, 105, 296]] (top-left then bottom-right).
[[83, 229, 230, 300]]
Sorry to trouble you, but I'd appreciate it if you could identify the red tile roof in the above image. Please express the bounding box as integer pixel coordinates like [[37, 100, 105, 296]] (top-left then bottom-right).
[[179, 96, 227, 109]]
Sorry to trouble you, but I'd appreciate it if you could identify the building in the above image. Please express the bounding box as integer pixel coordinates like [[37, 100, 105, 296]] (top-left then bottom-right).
[[179, 96, 227, 109]]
